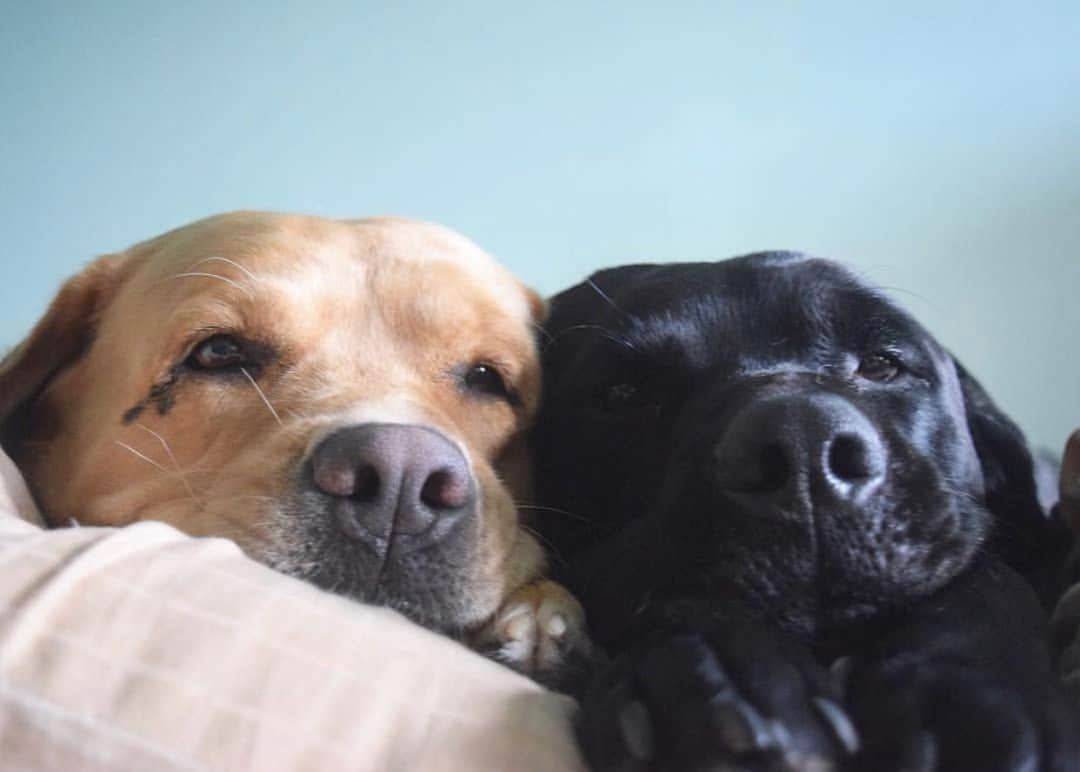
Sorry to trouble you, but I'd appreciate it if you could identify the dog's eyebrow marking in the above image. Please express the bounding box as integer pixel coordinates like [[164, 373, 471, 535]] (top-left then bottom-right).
[[122, 402, 147, 424], [149, 368, 181, 415], [122, 364, 186, 424], [240, 366, 282, 426]]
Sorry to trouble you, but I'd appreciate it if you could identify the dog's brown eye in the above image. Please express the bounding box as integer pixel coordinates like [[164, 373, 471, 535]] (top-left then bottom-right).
[[187, 334, 249, 371], [857, 353, 901, 382], [600, 382, 653, 416], [463, 364, 511, 400]]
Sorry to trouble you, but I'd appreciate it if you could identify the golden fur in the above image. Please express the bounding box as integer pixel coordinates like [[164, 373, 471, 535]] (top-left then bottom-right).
[[0, 211, 548, 630]]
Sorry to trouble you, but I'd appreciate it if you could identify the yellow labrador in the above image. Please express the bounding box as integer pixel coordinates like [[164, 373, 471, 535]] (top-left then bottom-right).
[[0, 211, 587, 682]]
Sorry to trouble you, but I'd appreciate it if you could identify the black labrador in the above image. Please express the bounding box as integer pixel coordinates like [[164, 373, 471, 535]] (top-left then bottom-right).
[[532, 253, 1078, 771]]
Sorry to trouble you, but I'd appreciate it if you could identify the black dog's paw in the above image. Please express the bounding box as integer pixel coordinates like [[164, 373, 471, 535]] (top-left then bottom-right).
[[579, 629, 859, 771], [847, 661, 1079, 772], [1052, 582, 1080, 704]]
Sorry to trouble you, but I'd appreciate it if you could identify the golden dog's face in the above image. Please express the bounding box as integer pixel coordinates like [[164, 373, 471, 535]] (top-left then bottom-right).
[[0, 212, 546, 632]]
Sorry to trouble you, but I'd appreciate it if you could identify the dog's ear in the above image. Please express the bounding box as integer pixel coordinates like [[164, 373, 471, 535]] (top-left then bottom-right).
[[954, 358, 1072, 602], [522, 285, 547, 327], [0, 255, 125, 453], [953, 359, 1040, 519], [1061, 430, 1080, 532]]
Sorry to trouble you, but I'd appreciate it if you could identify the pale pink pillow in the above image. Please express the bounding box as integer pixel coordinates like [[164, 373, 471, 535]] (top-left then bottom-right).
[[0, 449, 585, 771]]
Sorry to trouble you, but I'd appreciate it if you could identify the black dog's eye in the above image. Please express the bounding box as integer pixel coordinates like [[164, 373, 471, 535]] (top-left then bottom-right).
[[463, 363, 512, 400], [186, 334, 250, 372], [599, 382, 657, 416], [857, 353, 902, 383]]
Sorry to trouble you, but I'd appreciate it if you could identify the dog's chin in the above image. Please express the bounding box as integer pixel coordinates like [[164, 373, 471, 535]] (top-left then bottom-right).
[[574, 486, 991, 650], [281, 545, 491, 634]]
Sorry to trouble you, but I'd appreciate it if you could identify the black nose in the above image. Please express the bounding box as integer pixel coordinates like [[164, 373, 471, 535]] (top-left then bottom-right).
[[713, 394, 886, 507], [309, 423, 476, 549]]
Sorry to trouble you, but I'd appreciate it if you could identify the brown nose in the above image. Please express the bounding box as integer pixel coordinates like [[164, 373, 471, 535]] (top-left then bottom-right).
[[309, 423, 476, 550]]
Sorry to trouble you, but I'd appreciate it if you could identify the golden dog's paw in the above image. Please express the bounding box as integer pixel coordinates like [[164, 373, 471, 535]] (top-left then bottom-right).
[[473, 579, 595, 691]]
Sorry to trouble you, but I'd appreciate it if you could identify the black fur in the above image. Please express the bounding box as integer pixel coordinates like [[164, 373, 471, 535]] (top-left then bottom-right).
[[533, 254, 1078, 771]]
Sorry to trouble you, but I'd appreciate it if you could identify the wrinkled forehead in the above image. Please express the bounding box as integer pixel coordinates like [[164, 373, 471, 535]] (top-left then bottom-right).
[[558, 256, 945, 368], [127, 213, 527, 312], [112, 213, 533, 342]]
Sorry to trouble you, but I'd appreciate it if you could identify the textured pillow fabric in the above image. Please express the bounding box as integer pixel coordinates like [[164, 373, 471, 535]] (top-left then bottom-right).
[[0, 447, 42, 527], [0, 449, 585, 771]]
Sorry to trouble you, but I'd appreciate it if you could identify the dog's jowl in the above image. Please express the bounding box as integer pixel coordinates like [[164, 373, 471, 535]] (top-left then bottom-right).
[[0, 211, 589, 685], [534, 254, 1078, 770]]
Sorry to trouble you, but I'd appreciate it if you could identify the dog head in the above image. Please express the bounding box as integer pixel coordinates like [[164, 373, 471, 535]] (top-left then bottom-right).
[[1061, 431, 1080, 531], [533, 254, 1057, 649], [0, 211, 546, 632]]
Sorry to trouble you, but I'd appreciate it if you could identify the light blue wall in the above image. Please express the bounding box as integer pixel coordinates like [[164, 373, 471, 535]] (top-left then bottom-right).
[[2, 2, 1078, 452]]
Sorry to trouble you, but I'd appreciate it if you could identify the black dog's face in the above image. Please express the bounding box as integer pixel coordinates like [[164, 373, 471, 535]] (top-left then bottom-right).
[[534, 253, 992, 648]]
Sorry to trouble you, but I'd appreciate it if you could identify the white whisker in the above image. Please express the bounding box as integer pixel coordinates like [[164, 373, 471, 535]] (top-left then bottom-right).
[[113, 440, 168, 472], [211, 493, 278, 503], [515, 502, 595, 524], [519, 522, 566, 566], [169, 271, 254, 298], [544, 323, 636, 352], [586, 277, 626, 316], [135, 423, 201, 507], [241, 367, 283, 426], [531, 321, 554, 345], [189, 255, 260, 284]]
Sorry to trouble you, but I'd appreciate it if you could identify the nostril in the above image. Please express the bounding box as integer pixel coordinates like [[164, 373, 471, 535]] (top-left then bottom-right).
[[827, 434, 874, 481], [313, 459, 383, 500], [353, 464, 380, 502], [723, 441, 791, 493], [420, 468, 471, 510]]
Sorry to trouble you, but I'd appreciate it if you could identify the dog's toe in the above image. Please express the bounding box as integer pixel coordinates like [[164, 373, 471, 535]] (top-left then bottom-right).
[[472, 579, 596, 691], [580, 631, 852, 772], [848, 660, 1079, 772]]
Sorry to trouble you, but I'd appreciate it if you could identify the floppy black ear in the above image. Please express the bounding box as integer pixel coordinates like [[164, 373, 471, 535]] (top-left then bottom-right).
[[954, 359, 1072, 604], [954, 360, 1041, 521]]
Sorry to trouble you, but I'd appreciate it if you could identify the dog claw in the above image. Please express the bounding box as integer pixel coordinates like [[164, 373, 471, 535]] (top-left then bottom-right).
[[829, 655, 854, 695], [619, 700, 655, 761], [812, 696, 860, 755], [502, 609, 532, 641], [897, 730, 937, 772], [767, 717, 794, 754], [544, 612, 568, 638], [711, 698, 777, 753]]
